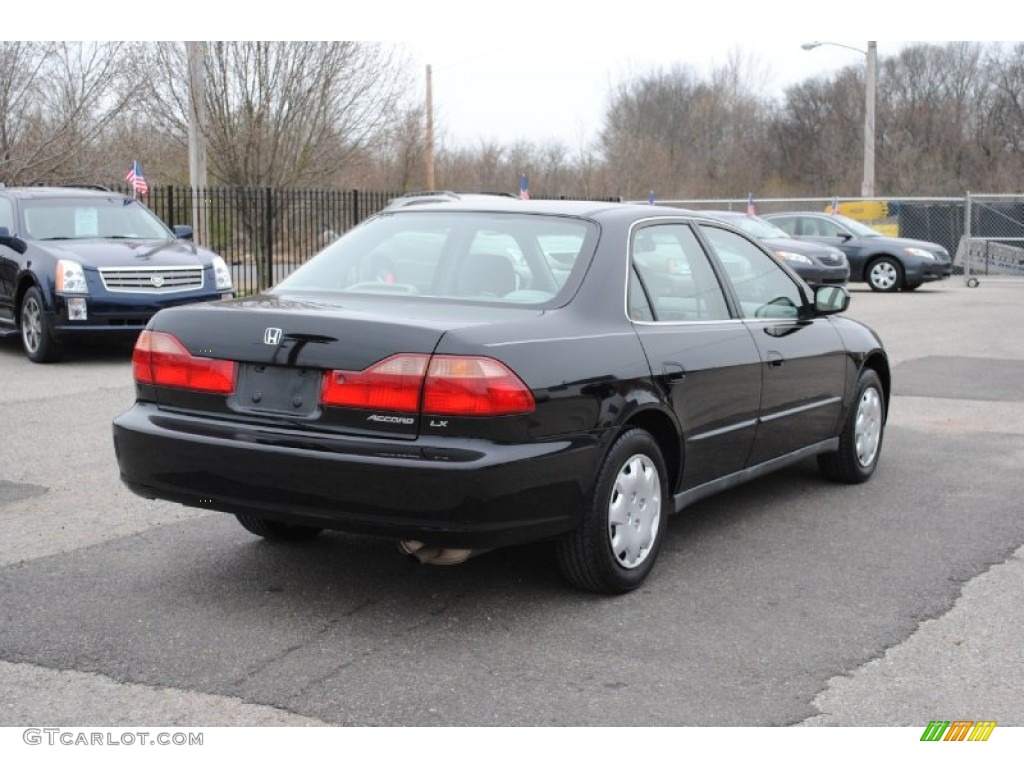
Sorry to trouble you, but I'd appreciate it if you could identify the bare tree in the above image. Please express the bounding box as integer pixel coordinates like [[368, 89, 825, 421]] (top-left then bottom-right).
[[140, 41, 411, 188], [0, 41, 139, 184]]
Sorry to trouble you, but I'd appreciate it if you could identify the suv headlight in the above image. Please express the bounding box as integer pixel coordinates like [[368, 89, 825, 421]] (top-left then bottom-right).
[[56, 260, 89, 294], [211, 256, 233, 290], [775, 250, 812, 265], [904, 247, 936, 260]]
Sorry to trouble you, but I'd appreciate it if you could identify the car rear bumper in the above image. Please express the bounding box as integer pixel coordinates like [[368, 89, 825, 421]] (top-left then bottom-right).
[[112, 403, 599, 548]]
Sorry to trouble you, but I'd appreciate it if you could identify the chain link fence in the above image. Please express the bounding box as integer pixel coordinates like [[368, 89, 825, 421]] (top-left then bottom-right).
[[962, 193, 1024, 286], [631, 194, 1024, 288]]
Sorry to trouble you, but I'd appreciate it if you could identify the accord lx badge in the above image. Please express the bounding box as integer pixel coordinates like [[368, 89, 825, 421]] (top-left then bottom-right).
[[263, 327, 283, 345]]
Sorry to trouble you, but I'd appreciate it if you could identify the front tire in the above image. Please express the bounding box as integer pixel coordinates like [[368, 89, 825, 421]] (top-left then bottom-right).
[[866, 257, 902, 292], [235, 513, 323, 541], [818, 368, 885, 483], [20, 286, 64, 363], [557, 428, 668, 594]]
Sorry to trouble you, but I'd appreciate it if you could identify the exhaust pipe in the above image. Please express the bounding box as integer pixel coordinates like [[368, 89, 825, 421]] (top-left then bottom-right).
[[398, 540, 477, 566]]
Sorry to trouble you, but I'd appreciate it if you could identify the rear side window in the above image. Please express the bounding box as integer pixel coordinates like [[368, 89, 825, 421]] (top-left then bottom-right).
[[629, 223, 730, 322], [274, 212, 597, 307]]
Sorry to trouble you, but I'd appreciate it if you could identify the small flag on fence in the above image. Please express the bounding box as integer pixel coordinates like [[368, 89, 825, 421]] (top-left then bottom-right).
[[831, 195, 840, 215], [519, 172, 530, 200], [125, 161, 149, 195], [747, 193, 757, 215], [648, 189, 655, 205]]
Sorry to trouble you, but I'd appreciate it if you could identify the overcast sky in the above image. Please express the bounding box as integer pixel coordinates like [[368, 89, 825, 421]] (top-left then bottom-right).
[[409, 39, 912, 149], [14, 1, 1003, 151]]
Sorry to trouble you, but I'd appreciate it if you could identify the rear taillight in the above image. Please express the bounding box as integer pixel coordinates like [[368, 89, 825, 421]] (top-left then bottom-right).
[[320, 354, 429, 412], [320, 354, 534, 416], [132, 330, 237, 394], [423, 355, 535, 415]]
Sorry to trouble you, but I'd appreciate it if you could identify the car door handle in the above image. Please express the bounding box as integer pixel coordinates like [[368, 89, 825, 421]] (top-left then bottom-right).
[[662, 362, 687, 381], [766, 351, 785, 368]]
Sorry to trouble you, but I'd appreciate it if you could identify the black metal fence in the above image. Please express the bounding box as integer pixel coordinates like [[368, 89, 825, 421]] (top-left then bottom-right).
[[112, 185, 398, 294]]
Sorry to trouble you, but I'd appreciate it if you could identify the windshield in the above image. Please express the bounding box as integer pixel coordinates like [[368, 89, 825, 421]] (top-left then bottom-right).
[[21, 196, 172, 241], [834, 214, 883, 237], [727, 215, 791, 239], [273, 211, 598, 307]]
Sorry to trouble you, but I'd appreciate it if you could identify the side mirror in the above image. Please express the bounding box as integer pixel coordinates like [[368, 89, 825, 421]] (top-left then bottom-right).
[[0, 226, 27, 255], [814, 284, 850, 315], [172, 225, 194, 241]]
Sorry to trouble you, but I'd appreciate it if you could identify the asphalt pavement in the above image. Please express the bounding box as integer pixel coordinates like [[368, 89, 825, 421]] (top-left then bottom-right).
[[0, 278, 1022, 729]]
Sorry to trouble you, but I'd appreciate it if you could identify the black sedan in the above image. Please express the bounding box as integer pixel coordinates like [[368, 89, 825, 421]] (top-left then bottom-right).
[[113, 200, 890, 594], [763, 211, 952, 292], [701, 211, 849, 286], [0, 186, 233, 362]]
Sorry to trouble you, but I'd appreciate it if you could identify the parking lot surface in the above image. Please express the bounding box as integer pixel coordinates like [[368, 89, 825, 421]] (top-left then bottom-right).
[[1, 280, 1022, 726]]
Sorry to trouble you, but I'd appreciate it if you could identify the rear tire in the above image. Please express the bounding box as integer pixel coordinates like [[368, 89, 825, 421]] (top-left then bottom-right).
[[235, 513, 322, 541], [866, 257, 902, 292], [557, 428, 668, 594], [20, 286, 64, 363], [818, 368, 885, 484]]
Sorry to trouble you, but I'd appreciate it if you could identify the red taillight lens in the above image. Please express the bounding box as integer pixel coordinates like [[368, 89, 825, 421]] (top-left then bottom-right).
[[424, 356, 534, 416], [319, 354, 534, 417], [320, 354, 429, 412], [132, 330, 237, 394]]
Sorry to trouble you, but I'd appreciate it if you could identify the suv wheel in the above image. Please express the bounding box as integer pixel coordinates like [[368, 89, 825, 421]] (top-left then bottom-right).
[[20, 287, 64, 363]]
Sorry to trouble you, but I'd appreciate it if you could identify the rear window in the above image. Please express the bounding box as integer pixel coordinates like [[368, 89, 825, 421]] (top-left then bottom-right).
[[273, 211, 598, 306]]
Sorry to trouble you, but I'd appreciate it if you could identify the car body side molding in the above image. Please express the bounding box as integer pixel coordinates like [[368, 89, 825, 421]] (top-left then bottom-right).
[[672, 437, 839, 513]]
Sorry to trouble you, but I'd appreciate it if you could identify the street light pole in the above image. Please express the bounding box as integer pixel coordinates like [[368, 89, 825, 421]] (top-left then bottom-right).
[[802, 40, 878, 198], [862, 41, 877, 198]]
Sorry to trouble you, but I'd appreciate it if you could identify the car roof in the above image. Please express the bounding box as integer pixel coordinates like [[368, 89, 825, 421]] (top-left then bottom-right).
[[0, 186, 129, 200], [379, 196, 649, 219]]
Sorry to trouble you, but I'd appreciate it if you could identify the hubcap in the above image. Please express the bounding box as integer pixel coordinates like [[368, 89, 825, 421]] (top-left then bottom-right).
[[854, 386, 883, 467], [22, 297, 42, 354], [607, 453, 661, 569], [870, 262, 898, 290]]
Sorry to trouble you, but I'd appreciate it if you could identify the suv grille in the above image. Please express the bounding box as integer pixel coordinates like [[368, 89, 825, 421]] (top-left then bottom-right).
[[99, 266, 204, 293]]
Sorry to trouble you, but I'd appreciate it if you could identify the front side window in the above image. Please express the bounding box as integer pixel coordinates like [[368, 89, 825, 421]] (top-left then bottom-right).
[[698, 225, 805, 320], [629, 223, 730, 322]]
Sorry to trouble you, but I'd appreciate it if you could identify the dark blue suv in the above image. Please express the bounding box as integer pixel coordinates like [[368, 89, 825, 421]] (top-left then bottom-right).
[[0, 186, 233, 362]]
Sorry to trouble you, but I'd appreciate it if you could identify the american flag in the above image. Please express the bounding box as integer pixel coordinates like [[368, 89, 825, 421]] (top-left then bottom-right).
[[747, 193, 756, 216], [519, 172, 529, 200], [125, 161, 149, 195], [831, 195, 840, 215]]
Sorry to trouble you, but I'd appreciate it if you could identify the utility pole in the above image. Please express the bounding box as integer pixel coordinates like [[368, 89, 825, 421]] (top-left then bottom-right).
[[425, 64, 435, 192], [862, 41, 877, 198], [186, 41, 209, 245]]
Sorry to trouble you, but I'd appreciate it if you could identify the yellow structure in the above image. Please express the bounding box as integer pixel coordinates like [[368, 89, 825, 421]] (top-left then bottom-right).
[[826, 199, 899, 236]]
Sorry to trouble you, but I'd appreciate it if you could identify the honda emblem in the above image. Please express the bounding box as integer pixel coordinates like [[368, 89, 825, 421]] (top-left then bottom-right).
[[263, 327, 283, 346]]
